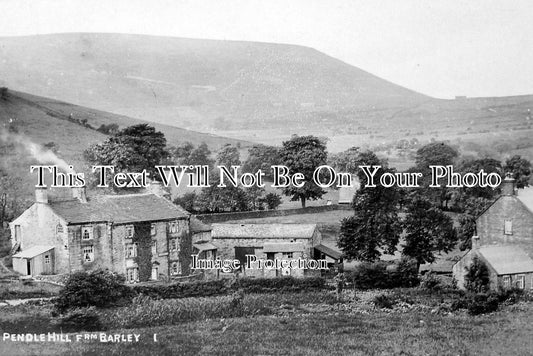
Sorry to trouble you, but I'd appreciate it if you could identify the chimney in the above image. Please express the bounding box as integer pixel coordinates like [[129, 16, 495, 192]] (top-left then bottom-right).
[[502, 174, 516, 196], [35, 187, 48, 204], [72, 186, 87, 203], [148, 180, 170, 200]]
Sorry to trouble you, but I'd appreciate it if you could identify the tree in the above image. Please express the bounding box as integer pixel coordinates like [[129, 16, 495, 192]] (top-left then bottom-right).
[[196, 180, 249, 213], [261, 192, 283, 210], [216, 144, 241, 167], [458, 158, 502, 199], [242, 145, 281, 180], [401, 196, 457, 268], [170, 142, 195, 165], [279, 135, 328, 208], [328, 146, 360, 173], [188, 142, 215, 168], [504, 155, 531, 188], [412, 142, 460, 209], [84, 124, 169, 179], [338, 165, 403, 262], [456, 197, 493, 250], [173, 192, 197, 213], [464, 256, 490, 293]]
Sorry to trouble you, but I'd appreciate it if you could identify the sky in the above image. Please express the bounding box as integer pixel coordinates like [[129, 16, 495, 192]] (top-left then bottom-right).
[[0, 0, 532, 99]]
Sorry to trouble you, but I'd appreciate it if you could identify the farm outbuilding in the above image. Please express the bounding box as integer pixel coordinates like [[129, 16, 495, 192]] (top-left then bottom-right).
[[12, 245, 55, 276]]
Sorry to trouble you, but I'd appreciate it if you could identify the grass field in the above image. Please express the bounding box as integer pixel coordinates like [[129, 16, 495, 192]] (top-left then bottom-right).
[[1, 291, 532, 356]]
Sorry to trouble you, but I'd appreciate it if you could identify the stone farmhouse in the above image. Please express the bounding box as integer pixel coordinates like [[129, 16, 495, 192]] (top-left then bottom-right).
[[211, 223, 341, 278], [453, 177, 533, 290], [10, 185, 193, 283]]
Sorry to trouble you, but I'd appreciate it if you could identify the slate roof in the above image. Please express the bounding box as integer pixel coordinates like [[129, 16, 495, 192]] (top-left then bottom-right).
[[193, 242, 218, 251], [263, 242, 304, 253], [190, 216, 212, 233], [49, 193, 188, 224], [13, 245, 54, 259], [478, 245, 533, 275], [211, 223, 317, 239], [517, 187, 533, 214], [315, 244, 343, 260]]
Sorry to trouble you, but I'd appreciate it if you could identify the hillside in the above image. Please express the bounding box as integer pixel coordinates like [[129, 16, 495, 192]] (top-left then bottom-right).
[[0, 89, 253, 201], [0, 33, 428, 134], [1, 33, 532, 159]]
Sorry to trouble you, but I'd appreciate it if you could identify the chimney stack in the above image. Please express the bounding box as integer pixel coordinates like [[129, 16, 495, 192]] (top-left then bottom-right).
[[35, 187, 48, 204], [72, 186, 87, 203], [502, 174, 516, 196]]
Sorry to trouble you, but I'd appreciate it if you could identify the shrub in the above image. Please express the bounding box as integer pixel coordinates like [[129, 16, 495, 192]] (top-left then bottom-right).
[[464, 256, 490, 293], [51, 307, 103, 332], [233, 276, 327, 293], [54, 270, 133, 313], [349, 261, 419, 290], [131, 279, 229, 299], [373, 294, 396, 309], [420, 272, 442, 291], [466, 293, 499, 315]]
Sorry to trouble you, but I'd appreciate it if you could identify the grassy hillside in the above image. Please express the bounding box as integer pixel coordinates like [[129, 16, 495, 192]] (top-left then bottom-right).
[[1, 33, 532, 158], [0, 89, 253, 202], [0, 33, 428, 134]]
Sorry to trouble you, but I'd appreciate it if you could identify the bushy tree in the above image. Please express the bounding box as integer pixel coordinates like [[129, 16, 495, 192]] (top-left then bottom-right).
[[216, 144, 241, 167], [279, 135, 328, 208], [173, 192, 197, 213], [504, 155, 531, 188], [188, 142, 215, 168], [464, 256, 490, 293], [261, 192, 283, 210], [84, 124, 169, 179], [339, 168, 403, 262], [242, 145, 281, 180], [54, 270, 132, 313], [402, 195, 457, 268]]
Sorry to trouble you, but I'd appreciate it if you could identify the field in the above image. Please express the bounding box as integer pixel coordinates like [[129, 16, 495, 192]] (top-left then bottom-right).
[[1, 290, 532, 356]]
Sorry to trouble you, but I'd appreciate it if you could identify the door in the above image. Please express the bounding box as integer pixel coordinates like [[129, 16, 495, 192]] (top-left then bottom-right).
[[234, 247, 256, 269], [151, 267, 159, 280], [26, 259, 31, 275]]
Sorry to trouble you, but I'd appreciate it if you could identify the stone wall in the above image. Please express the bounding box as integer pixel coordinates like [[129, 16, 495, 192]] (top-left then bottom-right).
[[197, 205, 351, 224]]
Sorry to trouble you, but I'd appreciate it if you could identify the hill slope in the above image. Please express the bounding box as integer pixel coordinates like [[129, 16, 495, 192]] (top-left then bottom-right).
[[0, 89, 253, 201], [0, 33, 429, 132]]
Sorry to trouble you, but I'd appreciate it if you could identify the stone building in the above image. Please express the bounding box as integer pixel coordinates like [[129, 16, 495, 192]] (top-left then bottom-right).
[[10, 186, 192, 282], [210, 223, 328, 278], [453, 177, 533, 290]]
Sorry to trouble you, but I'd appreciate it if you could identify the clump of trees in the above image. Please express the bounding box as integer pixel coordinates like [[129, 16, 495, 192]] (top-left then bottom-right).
[[338, 141, 532, 269]]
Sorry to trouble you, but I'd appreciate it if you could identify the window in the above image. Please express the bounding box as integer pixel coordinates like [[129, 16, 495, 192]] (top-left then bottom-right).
[[504, 220, 513, 235], [14, 225, 21, 242], [81, 226, 93, 240], [170, 239, 180, 252], [516, 275, 525, 289], [125, 243, 138, 258], [151, 240, 158, 255], [126, 268, 139, 283], [283, 252, 294, 259], [56, 224, 64, 234], [171, 261, 181, 275], [266, 252, 275, 261], [151, 266, 159, 280], [44, 254, 50, 264], [151, 223, 157, 236], [503, 275, 511, 288], [125, 225, 134, 238], [169, 221, 179, 234], [83, 245, 94, 263]]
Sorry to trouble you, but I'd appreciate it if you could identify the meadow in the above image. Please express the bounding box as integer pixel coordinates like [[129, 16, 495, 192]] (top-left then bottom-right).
[[1, 289, 532, 356]]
